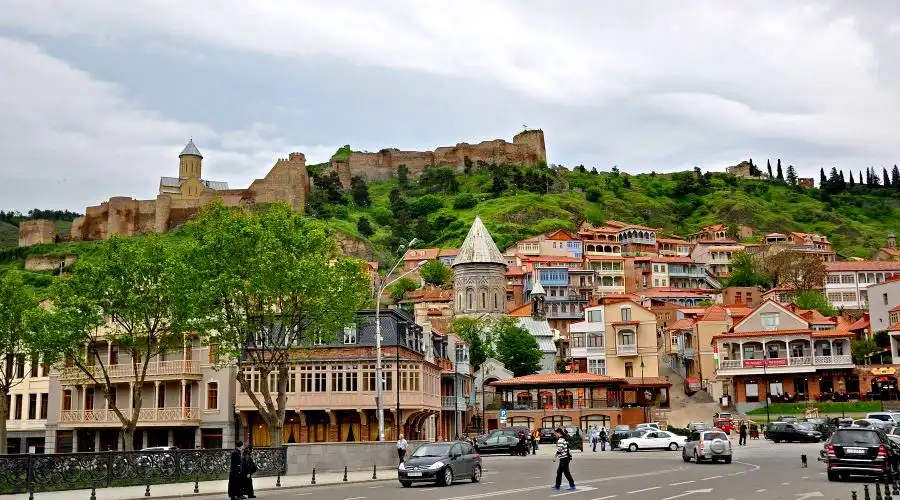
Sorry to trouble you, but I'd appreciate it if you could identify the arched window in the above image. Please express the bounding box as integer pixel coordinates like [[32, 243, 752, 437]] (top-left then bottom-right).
[[625, 362, 634, 377], [493, 293, 499, 309], [466, 289, 474, 310], [481, 292, 486, 309]]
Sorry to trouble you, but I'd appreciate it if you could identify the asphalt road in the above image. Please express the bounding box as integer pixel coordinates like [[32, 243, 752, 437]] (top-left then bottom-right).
[[250, 439, 881, 500]]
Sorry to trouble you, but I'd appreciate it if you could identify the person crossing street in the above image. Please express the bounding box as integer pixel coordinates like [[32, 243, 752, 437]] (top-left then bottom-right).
[[551, 428, 576, 491]]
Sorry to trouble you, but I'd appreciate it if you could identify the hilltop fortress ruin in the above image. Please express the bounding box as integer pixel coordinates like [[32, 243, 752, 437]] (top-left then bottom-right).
[[328, 129, 546, 187], [18, 129, 546, 245]]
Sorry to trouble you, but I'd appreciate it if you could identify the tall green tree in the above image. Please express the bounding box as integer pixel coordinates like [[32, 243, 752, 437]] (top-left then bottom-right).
[[350, 176, 371, 207], [493, 317, 542, 377], [792, 290, 836, 317], [724, 251, 767, 288], [182, 202, 371, 446], [893, 165, 900, 191], [389, 187, 410, 243], [767, 160, 773, 179], [884, 168, 892, 189], [819, 168, 827, 189], [356, 216, 375, 237], [786, 165, 798, 186], [776, 159, 784, 182], [419, 260, 453, 287], [852, 338, 881, 365], [451, 317, 493, 370], [849, 170, 855, 187], [397, 164, 409, 187], [0, 271, 44, 453], [37, 235, 192, 450]]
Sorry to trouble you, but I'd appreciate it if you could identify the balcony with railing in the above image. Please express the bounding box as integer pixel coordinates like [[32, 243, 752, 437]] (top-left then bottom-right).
[[442, 395, 468, 410], [571, 345, 605, 359], [60, 360, 202, 383], [59, 407, 200, 427], [716, 354, 853, 374], [500, 398, 618, 411], [679, 347, 696, 360], [616, 343, 638, 356], [668, 265, 706, 278]]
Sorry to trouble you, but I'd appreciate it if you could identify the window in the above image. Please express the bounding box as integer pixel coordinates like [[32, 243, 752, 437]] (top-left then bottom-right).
[[842, 292, 857, 302], [890, 312, 900, 325], [619, 330, 635, 345], [62, 390, 71, 411], [15, 355, 25, 378], [30, 355, 38, 378], [109, 387, 117, 408], [208, 344, 219, 364], [314, 366, 327, 392], [827, 292, 842, 302], [587, 359, 606, 374], [156, 386, 165, 408], [588, 310, 603, 322], [587, 334, 603, 347], [886, 293, 891, 306], [14, 394, 22, 419], [207, 382, 218, 409], [332, 366, 345, 392], [343, 325, 357, 344], [761, 313, 779, 331], [110, 345, 118, 365], [625, 362, 634, 378], [362, 364, 376, 391], [28, 394, 36, 420], [40, 394, 47, 419], [571, 334, 585, 348], [841, 274, 855, 284], [621, 307, 632, 321]]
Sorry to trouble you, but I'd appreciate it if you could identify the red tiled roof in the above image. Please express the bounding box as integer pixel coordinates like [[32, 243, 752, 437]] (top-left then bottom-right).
[[849, 316, 870, 331], [890, 305, 900, 313], [612, 320, 641, 326], [811, 329, 854, 338], [505, 265, 526, 277], [605, 220, 660, 231], [879, 248, 900, 257], [712, 328, 813, 340], [826, 261, 900, 271], [490, 373, 621, 387], [650, 256, 695, 264], [403, 247, 458, 261], [889, 322, 900, 332], [699, 305, 728, 322], [667, 318, 696, 330], [696, 239, 737, 244], [403, 289, 453, 303], [546, 229, 579, 241]]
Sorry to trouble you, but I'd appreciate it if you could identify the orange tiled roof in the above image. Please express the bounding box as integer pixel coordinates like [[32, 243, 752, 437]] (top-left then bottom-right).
[[890, 305, 900, 313], [505, 265, 526, 277], [811, 330, 854, 338], [623, 376, 671, 387], [696, 239, 738, 244], [491, 373, 621, 387], [605, 220, 660, 231], [657, 237, 693, 245], [889, 322, 900, 332], [879, 248, 900, 257], [699, 305, 728, 322], [667, 318, 696, 331], [712, 328, 813, 340], [826, 261, 900, 271], [546, 229, 579, 241], [508, 303, 533, 317], [849, 315, 870, 331], [650, 256, 695, 264]]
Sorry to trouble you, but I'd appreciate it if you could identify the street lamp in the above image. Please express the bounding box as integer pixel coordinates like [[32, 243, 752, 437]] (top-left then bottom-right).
[[481, 366, 492, 435], [640, 357, 647, 422], [762, 352, 770, 424], [375, 238, 423, 442]]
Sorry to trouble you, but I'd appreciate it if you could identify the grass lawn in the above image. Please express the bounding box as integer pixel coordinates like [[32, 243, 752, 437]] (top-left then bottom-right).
[[744, 401, 881, 416]]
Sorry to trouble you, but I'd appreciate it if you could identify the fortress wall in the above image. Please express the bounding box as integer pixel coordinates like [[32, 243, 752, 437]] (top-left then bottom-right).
[[17, 219, 57, 246]]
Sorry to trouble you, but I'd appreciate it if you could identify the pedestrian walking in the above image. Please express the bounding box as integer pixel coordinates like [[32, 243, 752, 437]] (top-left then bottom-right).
[[551, 428, 576, 491], [739, 422, 747, 446], [590, 427, 599, 452], [599, 426, 608, 451], [242, 445, 257, 498], [228, 441, 244, 500], [397, 434, 409, 463], [531, 428, 539, 454]]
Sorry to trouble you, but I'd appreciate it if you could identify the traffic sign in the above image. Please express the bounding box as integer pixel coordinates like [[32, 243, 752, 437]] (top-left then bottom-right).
[[499, 408, 508, 423]]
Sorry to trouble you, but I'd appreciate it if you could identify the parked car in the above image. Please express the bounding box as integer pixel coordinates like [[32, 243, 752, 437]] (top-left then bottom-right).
[[635, 422, 661, 430], [611, 429, 645, 451], [398, 441, 481, 487], [473, 433, 516, 455], [620, 430, 686, 452], [775, 415, 799, 423], [802, 419, 835, 439], [765, 421, 822, 443], [682, 429, 732, 464], [687, 422, 707, 432], [853, 419, 890, 430], [538, 428, 557, 444], [822, 427, 898, 482], [866, 412, 900, 428]]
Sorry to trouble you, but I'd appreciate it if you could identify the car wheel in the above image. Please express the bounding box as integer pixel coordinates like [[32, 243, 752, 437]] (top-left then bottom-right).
[[669, 442, 679, 451], [400, 481, 412, 488], [628, 443, 638, 452], [440, 467, 453, 486], [471, 465, 482, 483], [826, 470, 839, 482], [694, 450, 702, 463], [682, 449, 691, 462], [724, 456, 732, 464]]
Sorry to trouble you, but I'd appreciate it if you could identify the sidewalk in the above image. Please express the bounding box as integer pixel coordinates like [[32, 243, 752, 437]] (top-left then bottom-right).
[[9, 468, 397, 500]]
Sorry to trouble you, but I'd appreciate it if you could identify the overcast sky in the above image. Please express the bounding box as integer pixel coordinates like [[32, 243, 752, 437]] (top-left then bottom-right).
[[2, 1, 900, 212]]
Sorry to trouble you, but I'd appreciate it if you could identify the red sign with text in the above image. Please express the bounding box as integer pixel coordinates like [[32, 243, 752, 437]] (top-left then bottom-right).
[[743, 358, 788, 368]]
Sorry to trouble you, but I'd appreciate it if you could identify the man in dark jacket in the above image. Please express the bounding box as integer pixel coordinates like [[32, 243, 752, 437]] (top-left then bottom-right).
[[228, 441, 244, 500], [738, 423, 748, 446]]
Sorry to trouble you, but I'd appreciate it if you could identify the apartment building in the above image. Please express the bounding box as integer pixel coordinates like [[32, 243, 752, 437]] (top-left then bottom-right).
[[824, 261, 900, 310], [401, 247, 459, 271], [713, 300, 855, 407], [873, 234, 899, 262], [760, 232, 836, 262], [511, 230, 583, 258], [657, 238, 694, 257], [867, 277, 900, 363], [691, 243, 745, 279], [605, 220, 659, 255], [45, 335, 234, 453], [524, 264, 591, 334], [687, 224, 753, 243], [568, 301, 660, 380], [4, 355, 50, 453], [663, 307, 729, 397], [720, 286, 763, 308], [665, 257, 711, 290], [234, 309, 459, 444]]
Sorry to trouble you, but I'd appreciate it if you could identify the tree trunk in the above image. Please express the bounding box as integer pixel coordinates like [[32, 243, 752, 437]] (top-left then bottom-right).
[[123, 426, 136, 451], [268, 421, 284, 448], [0, 392, 7, 454]]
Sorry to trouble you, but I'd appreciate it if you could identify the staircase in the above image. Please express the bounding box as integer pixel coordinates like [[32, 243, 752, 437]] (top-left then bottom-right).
[[704, 269, 722, 289]]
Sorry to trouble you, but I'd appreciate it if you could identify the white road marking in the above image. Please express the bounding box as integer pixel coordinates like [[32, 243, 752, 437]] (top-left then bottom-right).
[[344, 497, 367, 500], [782, 482, 791, 485], [660, 489, 712, 500], [590, 496, 618, 500], [295, 494, 312, 497], [669, 481, 695, 486], [485, 481, 495, 484], [756, 489, 767, 493], [368, 486, 383, 489], [728, 471, 746, 475], [627, 486, 660, 494], [551, 486, 596, 497], [801, 476, 809, 479], [437, 467, 689, 500], [701, 476, 722, 481]]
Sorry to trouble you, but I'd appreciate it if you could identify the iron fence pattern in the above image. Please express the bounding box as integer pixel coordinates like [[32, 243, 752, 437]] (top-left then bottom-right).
[[0, 447, 286, 495]]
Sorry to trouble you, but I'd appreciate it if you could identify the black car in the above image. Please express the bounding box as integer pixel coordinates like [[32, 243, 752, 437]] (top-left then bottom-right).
[[538, 428, 557, 444], [475, 427, 529, 454], [398, 441, 482, 487], [765, 422, 822, 443], [611, 429, 644, 450], [824, 428, 899, 482]]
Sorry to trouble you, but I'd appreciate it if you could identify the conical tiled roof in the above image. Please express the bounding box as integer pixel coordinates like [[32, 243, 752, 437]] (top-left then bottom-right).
[[531, 281, 546, 296], [180, 139, 203, 158], [452, 216, 506, 267]]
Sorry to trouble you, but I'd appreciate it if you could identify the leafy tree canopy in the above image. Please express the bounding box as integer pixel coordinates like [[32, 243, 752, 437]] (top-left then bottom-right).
[[493, 317, 542, 377], [419, 260, 453, 287]]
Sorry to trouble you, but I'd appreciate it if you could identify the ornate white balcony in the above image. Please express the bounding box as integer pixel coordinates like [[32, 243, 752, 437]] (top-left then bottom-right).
[[59, 407, 200, 427]]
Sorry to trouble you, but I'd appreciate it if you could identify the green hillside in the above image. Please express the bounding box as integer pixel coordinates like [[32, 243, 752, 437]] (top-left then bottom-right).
[[3, 162, 899, 298], [0, 221, 16, 247]]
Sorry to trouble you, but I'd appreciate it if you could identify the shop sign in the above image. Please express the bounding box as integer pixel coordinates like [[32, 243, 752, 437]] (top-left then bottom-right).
[[872, 367, 897, 376], [743, 358, 788, 368]]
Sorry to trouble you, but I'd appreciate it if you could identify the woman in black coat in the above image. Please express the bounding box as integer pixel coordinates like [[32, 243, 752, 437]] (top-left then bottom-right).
[[242, 445, 258, 499], [228, 441, 244, 500]]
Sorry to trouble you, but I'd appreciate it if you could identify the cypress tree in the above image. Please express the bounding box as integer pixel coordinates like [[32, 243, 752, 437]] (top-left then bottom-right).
[[871, 168, 881, 187], [786, 165, 798, 186], [884, 167, 892, 188], [859, 170, 864, 188], [776, 159, 784, 182], [892, 165, 900, 190], [820, 168, 827, 189], [767, 160, 773, 179], [849, 170, 855, 187]]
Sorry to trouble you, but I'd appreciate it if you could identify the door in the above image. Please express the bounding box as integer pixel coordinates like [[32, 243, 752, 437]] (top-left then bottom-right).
[[449, 443, 468, 478], [461, 442, 477, 476]]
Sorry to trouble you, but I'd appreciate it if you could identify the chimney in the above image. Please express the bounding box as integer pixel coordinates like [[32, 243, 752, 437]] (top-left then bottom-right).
[[889, 233, 896, 249]]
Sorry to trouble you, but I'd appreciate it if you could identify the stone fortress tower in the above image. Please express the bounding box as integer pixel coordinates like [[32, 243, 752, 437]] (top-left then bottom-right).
[[452, 216, 508, 317]]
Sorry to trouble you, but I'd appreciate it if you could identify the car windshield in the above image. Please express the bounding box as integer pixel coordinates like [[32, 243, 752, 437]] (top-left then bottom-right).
[[796, 423, 815, 430], [412, 444, 451, 457], [832, 430, 881, 446], [703, 432, 727, 440]]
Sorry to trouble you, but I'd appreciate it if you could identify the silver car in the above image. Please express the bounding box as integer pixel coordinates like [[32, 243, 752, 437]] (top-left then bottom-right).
[[682, 429, 732, 464]]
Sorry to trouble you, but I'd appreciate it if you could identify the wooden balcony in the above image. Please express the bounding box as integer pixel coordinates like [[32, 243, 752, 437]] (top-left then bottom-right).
[[716, 355, 854, 375], [59, 407, 200, 427], [60, 360, 202, 383], [235, 390, 441, 412], [616, 343, 638, 356]]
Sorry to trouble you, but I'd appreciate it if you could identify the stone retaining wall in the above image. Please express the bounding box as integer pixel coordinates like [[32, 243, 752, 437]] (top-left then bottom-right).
[[285, 440, 426, 474]]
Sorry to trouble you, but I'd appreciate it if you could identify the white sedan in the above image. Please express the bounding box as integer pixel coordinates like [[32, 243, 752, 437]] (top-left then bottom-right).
[[621, 430, 687, 452]]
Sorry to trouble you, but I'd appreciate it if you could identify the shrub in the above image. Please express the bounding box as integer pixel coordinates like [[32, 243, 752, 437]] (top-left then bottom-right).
[[452, 192, 478, 210]]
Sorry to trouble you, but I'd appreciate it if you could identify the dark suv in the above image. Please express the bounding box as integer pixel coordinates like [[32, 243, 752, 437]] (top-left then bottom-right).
[[824, 428, 899, 482]]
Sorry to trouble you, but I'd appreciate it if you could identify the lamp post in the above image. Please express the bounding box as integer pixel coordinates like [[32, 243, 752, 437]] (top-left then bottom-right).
[[481, 366, 492, 435], [396, 321, 403, 440], [640, 357, 647, 422], [762, 352, 770, 424], [376, 238, 422, 442]]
